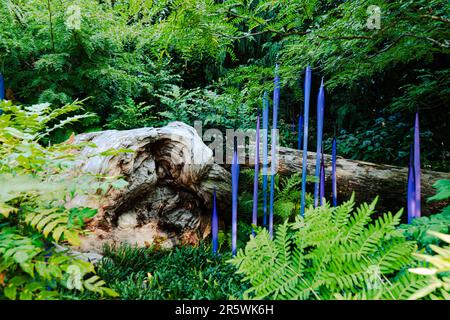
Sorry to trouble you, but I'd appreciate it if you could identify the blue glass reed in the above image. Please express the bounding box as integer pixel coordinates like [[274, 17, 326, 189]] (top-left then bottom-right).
[[332, 137, 337, 207], [262, 93, 269, 227], [252, 113, 260, 236], [300, 66, 312, 216], [414, 112, 421, 219], [0, 74, 5, 100], [319, 153, 325, 206], [212, 189, 219, 254], [298, 115, 304, 150], [231, 148, 239, 256], [407, 145, 416, 224], [269, 64, 280, 238], [314, 78, 325, 207]]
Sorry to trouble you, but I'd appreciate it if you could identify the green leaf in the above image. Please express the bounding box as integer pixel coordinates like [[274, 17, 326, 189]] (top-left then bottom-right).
[[14, 251, 29, 264], [63, 230, 81, 246], [408, 281, 442, 300], [9, 275, 28, 286], [66, 265, 83, 291], [4, 285, 17, 300], [19, 290, 33, 300], [36, 290, 59, 300], [25, 282, 45, 292], [98, 148, 134, 157], [20, 262, 35, 277], [68, 207, 97, 227], [0, 203, 18, 218], [52, 226, 66, 243], [42, 219, 64, 237], [35, 261, 48, 279], [101, 287, 119, 298]]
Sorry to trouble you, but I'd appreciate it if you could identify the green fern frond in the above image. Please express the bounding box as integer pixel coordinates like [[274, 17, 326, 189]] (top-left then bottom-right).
[[231, 195, 424, 300], [340, 197, 377, 244], [331, 193, 355, 229]]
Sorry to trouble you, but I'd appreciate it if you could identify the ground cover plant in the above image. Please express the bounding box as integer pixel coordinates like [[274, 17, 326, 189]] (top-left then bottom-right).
[[64, 244, 248, 300]]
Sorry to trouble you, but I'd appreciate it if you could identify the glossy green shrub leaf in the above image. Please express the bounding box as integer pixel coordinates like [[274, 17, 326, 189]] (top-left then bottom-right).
[[4, 285, 17, 300]]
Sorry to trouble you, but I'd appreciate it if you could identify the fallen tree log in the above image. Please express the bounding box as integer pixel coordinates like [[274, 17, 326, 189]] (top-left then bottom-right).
[[239, 145, 450, 216], [68, 122, 449, 252]]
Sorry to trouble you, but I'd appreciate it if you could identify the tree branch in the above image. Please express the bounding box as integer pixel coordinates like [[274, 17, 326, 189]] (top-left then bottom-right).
[[420, 14, 450, 24], [404, 33, 450, 48], [46, 0, 56, 53], [317, 35, 372, 40], [219, 28, 373, 41]]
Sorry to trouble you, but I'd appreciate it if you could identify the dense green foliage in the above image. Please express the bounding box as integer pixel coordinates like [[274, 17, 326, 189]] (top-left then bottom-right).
[[0, 100, 119, 299], [0, 0, 177, 134], [66, 244, 248, 300], [401, 210, 450, 249], [1, 0, 448, 168], [408, 230, 450, 300]]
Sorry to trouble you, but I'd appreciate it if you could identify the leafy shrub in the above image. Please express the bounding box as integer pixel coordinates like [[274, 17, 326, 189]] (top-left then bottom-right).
[[401, 211, 450, 249], [0, 0, 178, 130], [105, 85, 258, 141], [428, 180, 450, 205], [106, 97, 156, 130], [156, 85, 256, 130], [323, 115, 435, 167], [239, 171, 315, 222], [400, 179, 450, 248], [408, 231, 450, 300], [0, 100, 118, 300]]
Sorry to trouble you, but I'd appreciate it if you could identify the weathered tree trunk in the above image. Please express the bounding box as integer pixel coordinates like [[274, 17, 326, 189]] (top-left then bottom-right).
[[240, 145, 450, 216], [68, 122, 231, 253]]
